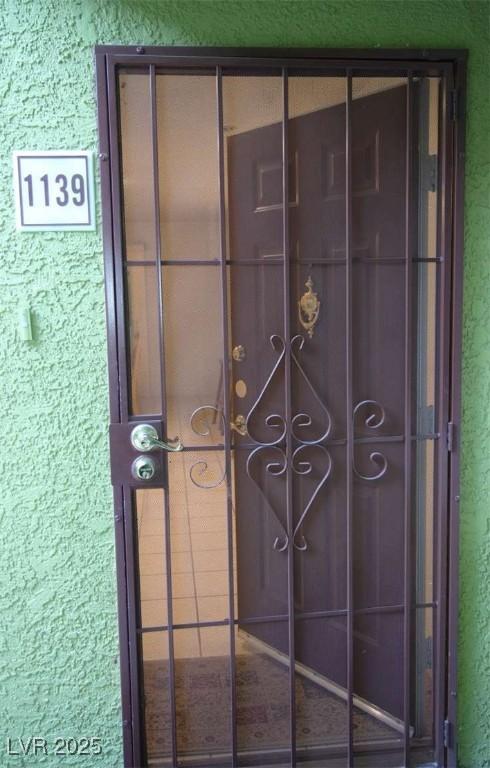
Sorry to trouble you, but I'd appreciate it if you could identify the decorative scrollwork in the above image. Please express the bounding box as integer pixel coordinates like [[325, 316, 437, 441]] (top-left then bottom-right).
[[292, 444, 332, 551], [291, 335, 332, 445], [246, 335, 287, 446], [188, 406, 226, 489], [352, 399, 388, 481], [353, 450, 388, 481], [353, 399, 386, 430], [246, 445, 289, 552], [244, 334, 333, 550]]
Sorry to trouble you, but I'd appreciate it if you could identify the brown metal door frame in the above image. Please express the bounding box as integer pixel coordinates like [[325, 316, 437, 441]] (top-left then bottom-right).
[[95, 47, 466, 768]]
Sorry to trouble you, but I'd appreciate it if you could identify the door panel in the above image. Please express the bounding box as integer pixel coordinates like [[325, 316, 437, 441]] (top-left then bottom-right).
[[98, 54, 460, 768], [229, 83, 410, 721]]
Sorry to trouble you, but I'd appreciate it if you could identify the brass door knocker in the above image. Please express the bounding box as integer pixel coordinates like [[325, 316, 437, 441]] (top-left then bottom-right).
[[298, 276, 320, 338]]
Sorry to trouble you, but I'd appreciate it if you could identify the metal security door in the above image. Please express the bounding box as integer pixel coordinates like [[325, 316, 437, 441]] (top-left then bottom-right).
[[96, 48, 465, 768]]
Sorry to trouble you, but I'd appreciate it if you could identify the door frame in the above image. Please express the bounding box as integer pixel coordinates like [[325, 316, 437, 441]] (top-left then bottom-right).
[[95, 46, 466, 768]]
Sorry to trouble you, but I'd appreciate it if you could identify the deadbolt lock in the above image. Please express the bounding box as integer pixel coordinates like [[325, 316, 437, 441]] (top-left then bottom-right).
[[132, 456, 156, 481], [232, 344, 246, 362]]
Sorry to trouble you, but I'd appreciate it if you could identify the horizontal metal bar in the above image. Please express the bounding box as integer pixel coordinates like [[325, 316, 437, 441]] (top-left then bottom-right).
[[158, 735, 434, 768], [121, 420, 440, 447], [98, 44, 465, 62], [105, 50, 456, 74], [124, 256, 443, 268], [353, 432, 440, 445], [125, 258, 221, 267], [137, 602, 436, 633], [163, 432, 441, 454]]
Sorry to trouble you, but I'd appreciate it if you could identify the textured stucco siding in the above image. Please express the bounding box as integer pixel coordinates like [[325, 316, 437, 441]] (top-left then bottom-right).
[[0, 1, 488, 766]]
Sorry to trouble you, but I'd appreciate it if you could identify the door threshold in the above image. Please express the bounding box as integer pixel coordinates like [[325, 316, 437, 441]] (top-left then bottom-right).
[[238, 628, 412, 737]]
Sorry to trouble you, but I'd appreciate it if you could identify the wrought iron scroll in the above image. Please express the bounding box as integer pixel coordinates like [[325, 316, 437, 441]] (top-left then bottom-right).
[[352, 399, 389, 481], [246, 445, 289, 552], [245, 335, 287, 446], [187, 345, 389, 544], [188, 405, 227, 489], [292, 444, 332, 551], [245, 334, 333, 551], [290, 335, 332, 445]]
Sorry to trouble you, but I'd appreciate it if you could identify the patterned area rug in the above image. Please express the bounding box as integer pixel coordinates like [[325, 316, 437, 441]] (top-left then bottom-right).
[[144, 654, 396, 759]]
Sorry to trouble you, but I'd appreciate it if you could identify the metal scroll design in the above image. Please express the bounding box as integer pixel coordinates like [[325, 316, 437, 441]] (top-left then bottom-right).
[[187, 342, 388, 549], [188, 406, 227, 489], [246, 445, 289, 552], [291, 445, 332, 551], [352, 399, 389, 481], [290, 335, 332, 445], [245, 335, 287, 446], [245, 334, 332, 551], [246, 442, 332, 553]]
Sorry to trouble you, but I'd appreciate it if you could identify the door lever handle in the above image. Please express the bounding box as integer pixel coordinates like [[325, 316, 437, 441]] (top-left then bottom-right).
[[231, 414, 247, 436], [131, 423, 184, 453], [146, 434, 184, 452]]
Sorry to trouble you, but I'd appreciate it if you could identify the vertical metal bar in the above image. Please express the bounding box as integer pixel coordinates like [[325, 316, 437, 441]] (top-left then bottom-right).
[[104, 57, 138, 767], [106, 60, 129, 423], [414, 78, 430, 738], [433, 74, 447, 768], [96, 53, 120, 427], [123, 485, 143, 766], [216, 65, 238, 767], [403, 73, 414, 767], [434, 68, 456, 767], [95, 57, 134, 763], [113, 486, 134, 766], [345, 72, 354, 768], [149, 63, 178, 767], [282, 67, 296, 768], [446, 55, 466, 768]]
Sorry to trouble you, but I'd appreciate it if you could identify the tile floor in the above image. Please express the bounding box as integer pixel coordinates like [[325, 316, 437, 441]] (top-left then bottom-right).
[[136, 401, 250, 661]]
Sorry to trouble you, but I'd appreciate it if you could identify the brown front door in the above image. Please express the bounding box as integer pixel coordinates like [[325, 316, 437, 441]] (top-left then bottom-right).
[[96, 49, 463, 768], [229, 84, 410, 723]]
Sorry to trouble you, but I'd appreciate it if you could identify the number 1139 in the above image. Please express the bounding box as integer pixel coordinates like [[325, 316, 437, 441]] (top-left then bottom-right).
[[23, 173, 86, 207]]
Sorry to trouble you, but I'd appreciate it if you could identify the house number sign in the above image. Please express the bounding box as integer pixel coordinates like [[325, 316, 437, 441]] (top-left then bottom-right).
[[13, 151, 95, 231]]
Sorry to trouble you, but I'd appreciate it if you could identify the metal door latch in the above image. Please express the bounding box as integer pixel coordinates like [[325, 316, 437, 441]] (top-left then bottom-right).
[[231, 414, 247, 436], [443, 718, 451, 748], [131, 423, 183, 452], [232, 344, 246, 362]]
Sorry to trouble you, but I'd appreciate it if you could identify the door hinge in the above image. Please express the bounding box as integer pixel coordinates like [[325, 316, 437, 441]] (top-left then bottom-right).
[[443, 718, 451, 748], [450, 90, 458, 121], [421, 153, 438, 192], [447, 421, 455, 452]]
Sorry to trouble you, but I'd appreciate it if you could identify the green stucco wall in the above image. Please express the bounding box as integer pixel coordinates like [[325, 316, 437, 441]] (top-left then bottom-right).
[[0, 1, 488, 766]]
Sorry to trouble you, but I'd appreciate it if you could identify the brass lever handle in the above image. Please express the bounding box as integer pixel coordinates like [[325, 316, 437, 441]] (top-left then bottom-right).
[[146, 434, 184, 452], [131, 423, 184, 453], [231, 414, 247, 436]]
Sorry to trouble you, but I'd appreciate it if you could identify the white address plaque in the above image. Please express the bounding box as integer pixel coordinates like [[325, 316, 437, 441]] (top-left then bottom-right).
[[13, 151, 95, 231]]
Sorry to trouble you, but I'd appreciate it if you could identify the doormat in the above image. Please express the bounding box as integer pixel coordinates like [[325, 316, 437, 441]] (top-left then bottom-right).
[[143, 654, 397, 759]]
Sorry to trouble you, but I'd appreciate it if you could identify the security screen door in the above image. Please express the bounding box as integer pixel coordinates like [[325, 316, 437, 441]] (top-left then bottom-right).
[[96, 48, 463, 768]]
